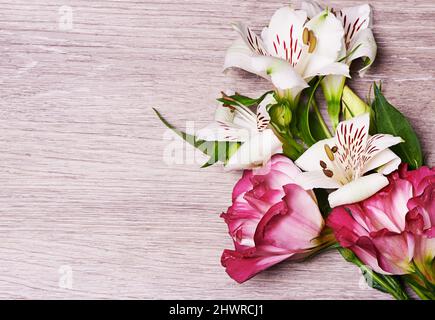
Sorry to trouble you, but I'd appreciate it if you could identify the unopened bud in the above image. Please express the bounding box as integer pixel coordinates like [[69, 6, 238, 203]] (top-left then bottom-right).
[[269, 103, 292, 128]]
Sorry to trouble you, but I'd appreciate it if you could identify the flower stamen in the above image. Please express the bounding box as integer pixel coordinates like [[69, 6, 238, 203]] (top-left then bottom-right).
[[303, 28, 309, 45], [323, 169, 334, 178], [308, 31, 317, 53], [302, 28, 317, 53], [324, 144, 335, 161]]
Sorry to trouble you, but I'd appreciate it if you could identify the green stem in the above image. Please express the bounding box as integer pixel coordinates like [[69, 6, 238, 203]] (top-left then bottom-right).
[[338, 248, 409, 300], [405, 277, 432, 300], [306, 77, 333, 139], [312, 98, 333, 138], [358, 264, 409, 300], [404, 264, 435, 300]]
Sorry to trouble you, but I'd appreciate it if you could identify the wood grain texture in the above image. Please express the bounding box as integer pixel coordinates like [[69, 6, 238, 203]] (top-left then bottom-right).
[[0, 0, 433, 299]]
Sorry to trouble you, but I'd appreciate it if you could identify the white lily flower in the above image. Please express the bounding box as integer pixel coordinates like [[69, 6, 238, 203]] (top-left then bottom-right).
[[295, 113, 403, 208], [197, 93, 282, 171], [301, 1, 377, 128], [224, 6, 349, 106]]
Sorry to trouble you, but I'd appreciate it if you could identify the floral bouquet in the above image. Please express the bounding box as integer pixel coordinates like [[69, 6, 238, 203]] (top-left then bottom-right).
[[154, 1, 434, 300]]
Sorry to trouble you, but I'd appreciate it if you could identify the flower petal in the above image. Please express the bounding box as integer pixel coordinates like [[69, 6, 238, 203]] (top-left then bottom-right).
[[370, 229, 414, 274], [348, 28, 377, 76], [298, 10, 348, 79], [413, 234, 435, 284], [335, 113, 370, 174], [221, 199, 261, 251], [232, 22, 268, 56], [295, 138, 336, 171], [224, 129, 283, 171], [255, 93, 274, 131], [297, 170, 342, 190], [264, 7, 307, 63], [221, 248, 292, 283], [302, 59, 350, 80], [254, 194, 323, 252], [407, 183, 435, 231], [398, 165, 435, 196], [328, 173, 389, 208], [337, 4, 372, 49], [232, 170, 253, 201], [255, 154, 301, 179], [251, 55, 308, 95], [300, 0, 323, 19], [362, 148, 401, 175], [196, 106, 252, 142], [362, 134, 403, 167], [224, 38, 269, 79], [327, 207, 385, 273]]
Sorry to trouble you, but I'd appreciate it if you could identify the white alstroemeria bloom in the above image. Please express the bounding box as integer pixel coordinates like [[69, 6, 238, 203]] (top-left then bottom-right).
[[302, 1, 377, 74], [295, 113, 403, 208], [224, 6, 349, 106], [197, 93, 282, 171], [301, 1, 377, 128]]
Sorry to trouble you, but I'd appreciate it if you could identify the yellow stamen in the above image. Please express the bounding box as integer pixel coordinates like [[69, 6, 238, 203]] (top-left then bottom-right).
[[303, 28, 310, 45], [308, 31, 317, 53], [324, 144, 335, 161]]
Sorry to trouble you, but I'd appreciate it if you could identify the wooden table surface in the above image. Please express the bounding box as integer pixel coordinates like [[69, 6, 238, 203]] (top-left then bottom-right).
[[0, 0, 433, 299]]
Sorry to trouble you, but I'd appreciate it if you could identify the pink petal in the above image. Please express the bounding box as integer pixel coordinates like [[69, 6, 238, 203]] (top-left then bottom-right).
[[254, 185, 324, 250], [327, 207, 384, 273], [244, 187, 284, 214], [232, 170, 253, 201], [281, 184, 324, 235], [221, 248, 292, 283], [413, 234, 435, 284], [398, 164, 435, 196], [407, 183, 434, 231], [327, 207, 370, 243], [405, 208, 426, 235], [370, 229, 414, 275], [360, 177, 413, 232], [353, 236, 385, 274], [221, 198, 262, 251], [265, 154, 302, 178]]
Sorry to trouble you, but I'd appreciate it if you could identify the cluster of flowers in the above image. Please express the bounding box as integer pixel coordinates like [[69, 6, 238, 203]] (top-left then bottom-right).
[[156, 1, 434, 299]]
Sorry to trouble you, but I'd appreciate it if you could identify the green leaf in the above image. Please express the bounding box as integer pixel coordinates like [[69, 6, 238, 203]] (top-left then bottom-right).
[[217, 91, 273, 107], [153, 108, 241, 167], [309, 101, 329, 141], [281, 135, 305, 160], [373, 84, 423, 169], [299, 87, 319, 146], [299, 77, 332, 146]]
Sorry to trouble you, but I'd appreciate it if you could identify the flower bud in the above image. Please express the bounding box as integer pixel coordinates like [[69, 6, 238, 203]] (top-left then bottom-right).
[[342, 85, 371, 119], [269, 103, 292, 128]]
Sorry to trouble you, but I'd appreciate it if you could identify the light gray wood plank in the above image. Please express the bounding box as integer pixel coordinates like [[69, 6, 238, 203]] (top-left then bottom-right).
[[0, 0, 433, 299]]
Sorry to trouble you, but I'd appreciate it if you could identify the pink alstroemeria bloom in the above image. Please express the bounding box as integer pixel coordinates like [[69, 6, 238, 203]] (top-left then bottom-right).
[[221, 155, 329, 283], [327, 164, 435, 280]]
